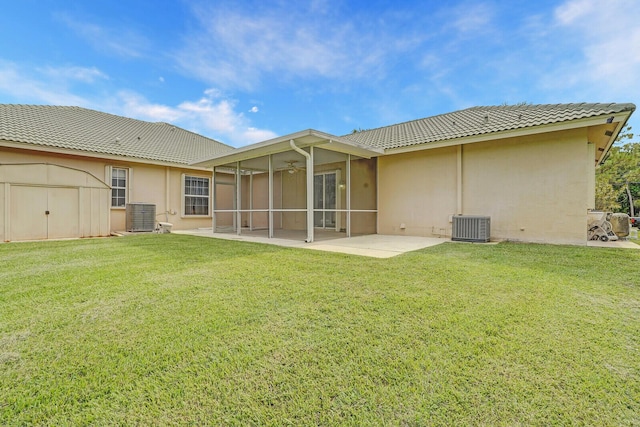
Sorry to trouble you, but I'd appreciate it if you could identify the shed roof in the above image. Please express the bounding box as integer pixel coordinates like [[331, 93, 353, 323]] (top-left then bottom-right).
[[342, 102, 636, 150], [0, 104, 233, 165]]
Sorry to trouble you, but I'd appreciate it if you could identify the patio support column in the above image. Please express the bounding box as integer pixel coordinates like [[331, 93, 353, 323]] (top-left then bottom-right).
[[346, 154, 351, 237], [289, 139, 314, 243], [309, 147, 314, 243], [268, 155, 273, 238], [249, 171, 253, 231], [212, 166, 217, 232], [236, 161, 241, 235]]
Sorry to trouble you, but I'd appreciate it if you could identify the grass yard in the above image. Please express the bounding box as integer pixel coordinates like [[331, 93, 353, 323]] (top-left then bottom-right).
[[1, 234, 639, 425]]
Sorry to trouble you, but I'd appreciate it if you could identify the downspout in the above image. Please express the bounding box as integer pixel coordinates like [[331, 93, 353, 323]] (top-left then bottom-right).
[[236, 161, 241, 235], [289, 139, 314, 243], [346, 154, 351, 237]]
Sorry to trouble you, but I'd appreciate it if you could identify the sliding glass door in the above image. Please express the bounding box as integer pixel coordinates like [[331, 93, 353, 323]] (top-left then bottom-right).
[[314, 172, 337, 229]]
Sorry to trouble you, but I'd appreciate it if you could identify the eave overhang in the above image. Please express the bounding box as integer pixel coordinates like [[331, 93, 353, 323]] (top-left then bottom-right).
[[0, 139, 213, 171], [190, 129, 384, 168], [595, 110, 635, 165], [381, 110, 636, 164]]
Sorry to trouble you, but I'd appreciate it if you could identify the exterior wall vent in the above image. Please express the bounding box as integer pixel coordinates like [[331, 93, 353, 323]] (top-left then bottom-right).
[[452, 215, 491, 242], [126, 203, 156, 232]]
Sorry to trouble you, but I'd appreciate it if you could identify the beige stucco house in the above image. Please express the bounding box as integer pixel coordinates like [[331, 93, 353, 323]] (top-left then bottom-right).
[[1, 102, 635, 245], [0, 105, 232, 242]]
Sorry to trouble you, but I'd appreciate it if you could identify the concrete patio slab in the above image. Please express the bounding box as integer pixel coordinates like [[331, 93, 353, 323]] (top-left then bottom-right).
[[172, 229, 448, 258], [304, 235, 448, 258], [172, 229, 640, 256], [587, 239, 640, 249]]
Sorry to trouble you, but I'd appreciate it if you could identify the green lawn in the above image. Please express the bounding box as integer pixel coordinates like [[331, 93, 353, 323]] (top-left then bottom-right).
[[1, 235, 639, 425]]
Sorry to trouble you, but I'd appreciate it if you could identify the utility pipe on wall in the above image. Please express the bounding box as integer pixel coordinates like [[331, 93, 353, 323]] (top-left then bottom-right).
[[165, 167, 171, 222], [456, 145, 463, 215], [289, 139, 314, 243]]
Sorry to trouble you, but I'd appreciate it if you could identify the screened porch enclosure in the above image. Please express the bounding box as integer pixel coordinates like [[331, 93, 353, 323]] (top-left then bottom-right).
[[212, 146, 377, 242]]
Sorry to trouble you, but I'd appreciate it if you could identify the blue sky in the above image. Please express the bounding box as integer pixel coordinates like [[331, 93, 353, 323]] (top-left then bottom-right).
[[1, 0, 639, 147]]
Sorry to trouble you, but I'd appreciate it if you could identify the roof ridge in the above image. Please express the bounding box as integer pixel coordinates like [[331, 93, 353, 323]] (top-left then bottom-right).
[[153, 121, 232, 147], [467, 102, 636, 110], [0, 104, 234, 165], [341, 108, 472, 138], [1, 104, 231, 147], [341, 102, 635, 150], [343, 102, 636, 138]]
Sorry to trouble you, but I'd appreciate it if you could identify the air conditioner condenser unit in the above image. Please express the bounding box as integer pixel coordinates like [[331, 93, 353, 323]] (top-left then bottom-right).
[[452, 215, 491, 242]]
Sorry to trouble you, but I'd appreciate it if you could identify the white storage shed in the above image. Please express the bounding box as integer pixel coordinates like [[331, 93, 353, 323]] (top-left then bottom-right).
[[0, 163, 111, 242]]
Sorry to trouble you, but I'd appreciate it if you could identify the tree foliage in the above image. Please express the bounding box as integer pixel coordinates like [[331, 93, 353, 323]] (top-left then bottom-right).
[[351, 127, 369, 134], [595, 125, 640, 215]]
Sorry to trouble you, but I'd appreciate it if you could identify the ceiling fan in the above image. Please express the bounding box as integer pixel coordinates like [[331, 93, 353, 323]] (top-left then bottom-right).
[[285, 160, 305, 174]]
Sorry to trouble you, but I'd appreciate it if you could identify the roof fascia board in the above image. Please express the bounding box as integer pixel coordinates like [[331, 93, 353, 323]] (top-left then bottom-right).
[[191, 129, 326, 167], [303, 130, 384, 156], [0, 139, 211, 171], [321, 140, 384, 158], [192, 140, 328, 168], [382, 113, 633, 155], [597, 110, 634, 165], [191, 129, 383, 167]]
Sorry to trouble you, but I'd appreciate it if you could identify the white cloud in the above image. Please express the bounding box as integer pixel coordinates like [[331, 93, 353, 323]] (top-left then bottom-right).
[[552, 0, 640, 95], [0, 61, 96, 106], [39, 66, 109, 83], [554, 0, 597, 25], [449, 3, 495, 34], [0, 61, 275, 147], [173, 3, 397, 89], [243, 127, 277, 143], [117, 91, 183, 123], [56, 13, 149, 58], [179, 95, 240, 135], [116, 89, 276, 146]]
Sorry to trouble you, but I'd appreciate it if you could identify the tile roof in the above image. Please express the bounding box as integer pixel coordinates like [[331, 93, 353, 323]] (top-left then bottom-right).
[[0, 105, 233, 165], [342, 102, 636, 150]]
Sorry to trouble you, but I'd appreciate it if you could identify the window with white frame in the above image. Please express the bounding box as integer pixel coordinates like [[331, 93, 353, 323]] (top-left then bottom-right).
[[111, 167, 127, 207], [184, 175, 210, 215]]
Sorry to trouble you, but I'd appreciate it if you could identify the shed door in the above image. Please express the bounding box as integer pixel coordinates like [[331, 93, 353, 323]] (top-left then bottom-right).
[[10, 186, 48, 241], [48, 187, 80, 239], [10, 186, 80, 241]]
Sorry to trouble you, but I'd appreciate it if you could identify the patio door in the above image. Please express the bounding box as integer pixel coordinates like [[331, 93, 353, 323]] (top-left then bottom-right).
[[314, 171, 338, 229]]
